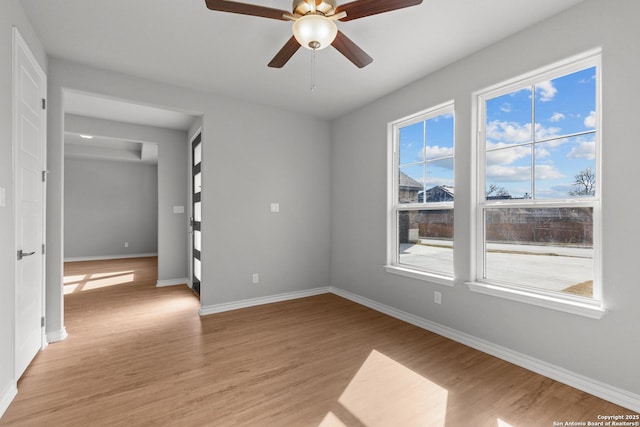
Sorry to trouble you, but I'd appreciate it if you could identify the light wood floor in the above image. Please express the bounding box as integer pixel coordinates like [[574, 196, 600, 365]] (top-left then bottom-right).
[[1, 257, 634, 426]]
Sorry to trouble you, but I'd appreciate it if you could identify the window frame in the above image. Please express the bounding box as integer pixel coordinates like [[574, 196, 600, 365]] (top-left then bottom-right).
[[386, 101, 455, 286], [467, 49, 606, 318]]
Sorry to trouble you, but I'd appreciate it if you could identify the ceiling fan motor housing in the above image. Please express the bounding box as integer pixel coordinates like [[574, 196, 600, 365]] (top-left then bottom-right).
[[292, 0, 337, 16]]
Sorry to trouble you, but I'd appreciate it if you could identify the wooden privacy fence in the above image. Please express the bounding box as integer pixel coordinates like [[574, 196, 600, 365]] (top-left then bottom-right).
[[400, 208, 593, 245]]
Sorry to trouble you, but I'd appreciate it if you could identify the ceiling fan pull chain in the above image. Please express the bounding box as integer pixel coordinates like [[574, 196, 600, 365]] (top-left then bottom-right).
[[310, 48, 317, 92]]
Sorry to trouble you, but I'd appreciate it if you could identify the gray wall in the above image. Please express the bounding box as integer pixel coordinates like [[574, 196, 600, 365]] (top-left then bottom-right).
[[331, 0, 640, 396], [45, 58, 332, 340], [0, 0, 47, 414], [64, 157, 158, 259]]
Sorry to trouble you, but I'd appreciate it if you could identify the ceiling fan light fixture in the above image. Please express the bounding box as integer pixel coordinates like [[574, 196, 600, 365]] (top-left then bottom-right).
[[292, 14, 337, 50]]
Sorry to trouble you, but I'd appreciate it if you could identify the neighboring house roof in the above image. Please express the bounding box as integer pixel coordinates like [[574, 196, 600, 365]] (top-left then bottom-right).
[[429, 185, 454, 197], [420, 185, 455, 202], [399, 171, 422, 190]]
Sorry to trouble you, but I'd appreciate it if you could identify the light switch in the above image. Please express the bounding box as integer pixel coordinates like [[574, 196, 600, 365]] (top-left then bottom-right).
[[173, 205, 185, 214], [270, 203, 280, 213]]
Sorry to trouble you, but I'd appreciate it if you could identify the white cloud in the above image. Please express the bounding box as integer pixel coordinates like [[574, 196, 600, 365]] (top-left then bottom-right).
[[535, 124, 563, 141], [535, 164, 564, 180], [500, 103, 512, 113], [486, 120, 561, 145], [567, 140, 596, 160], [486, 164, 563, 184], [584, 111, 596, 128], [535, 146, 550, 159], [486, 165, 531, 182], [422, 145, 454, 160], [425, 176, 454, 187], [486, 144, 530, 166], [550, 112, 565, 122], [486, 121, 531, 144], [431, 112, 454, 121], [536, 80, 557, 102]]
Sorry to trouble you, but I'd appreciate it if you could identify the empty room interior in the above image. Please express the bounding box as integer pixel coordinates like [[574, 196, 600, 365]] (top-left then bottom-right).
[[1, 0, 639, 425]]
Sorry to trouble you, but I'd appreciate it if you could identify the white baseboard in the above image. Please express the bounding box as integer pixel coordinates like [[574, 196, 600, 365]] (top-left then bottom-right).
[[156, 278, 189, 287], [198, 287, 331, 316], [0, 382, 17, 419], [46, 327, 68, 343], [330, 287, 640, 413], [64, 253, 158, 262]]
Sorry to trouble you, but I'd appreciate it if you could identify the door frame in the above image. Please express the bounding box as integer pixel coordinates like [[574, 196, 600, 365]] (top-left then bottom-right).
[[12, 26, 48, 379], [189, 129, 202, 297]]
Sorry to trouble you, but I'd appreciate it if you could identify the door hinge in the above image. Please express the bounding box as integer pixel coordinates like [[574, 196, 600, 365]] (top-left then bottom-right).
[[42, 98, 46, 110], [42, 243, 46, 255], [42, 170, 49, 182], [41, 317, 45, 328]]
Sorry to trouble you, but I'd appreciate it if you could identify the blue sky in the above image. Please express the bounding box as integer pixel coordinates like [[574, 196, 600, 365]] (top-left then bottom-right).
[[398, 66, 597, 201], [485, 66, 596, 199], [399, 112, 455, 196]]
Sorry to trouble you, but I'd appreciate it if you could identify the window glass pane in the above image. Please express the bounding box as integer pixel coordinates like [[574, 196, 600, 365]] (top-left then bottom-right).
[[399, 165, 423, 204], [425, 114, 454, 157], [194, 230, 201, 251], [534, 67, 596, 139], [194, 258, 201, 281], [426, 158, 454, 201], [398, 209, 453, 276], [194, 172, 202, 193], [534, 135, 596, 199], [194, 201, 201, 221], [193, 142, 201, 165], [484, 207, 593, 297], [486, 145, 532, 200], [486, 88, 533, 147], [399, 121, 424, 166]]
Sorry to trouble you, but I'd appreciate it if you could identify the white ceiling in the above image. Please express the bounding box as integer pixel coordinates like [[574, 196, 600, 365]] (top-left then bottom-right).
[[20, 0, 584, 120]]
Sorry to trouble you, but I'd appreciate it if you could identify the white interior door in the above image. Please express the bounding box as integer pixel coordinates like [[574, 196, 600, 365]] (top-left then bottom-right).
[[13, 27, 47, 379]]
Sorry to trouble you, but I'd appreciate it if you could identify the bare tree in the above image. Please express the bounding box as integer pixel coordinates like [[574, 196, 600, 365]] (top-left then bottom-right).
[[569, 167, 596, 196], [487, 184, 510, 198]]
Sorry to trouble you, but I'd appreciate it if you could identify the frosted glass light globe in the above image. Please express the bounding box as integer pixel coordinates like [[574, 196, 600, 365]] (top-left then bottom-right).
[[292, 14, 337, 50]]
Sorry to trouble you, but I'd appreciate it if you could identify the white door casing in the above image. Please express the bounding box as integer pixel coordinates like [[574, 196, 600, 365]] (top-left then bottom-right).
[[13, 27, 47, 380]]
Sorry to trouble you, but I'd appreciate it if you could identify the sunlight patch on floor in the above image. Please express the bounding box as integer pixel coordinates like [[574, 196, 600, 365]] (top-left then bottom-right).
[[329, 349, 448, 426], [63, 271, 135, 293], [318, 412, 347, 427]]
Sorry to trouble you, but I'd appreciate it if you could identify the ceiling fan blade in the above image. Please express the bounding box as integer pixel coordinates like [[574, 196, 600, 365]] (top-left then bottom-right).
[[335, 0, 423, 21], [268, 36, 301, 68], [331, 31, 373, 68], [205, 0, 291, 20]]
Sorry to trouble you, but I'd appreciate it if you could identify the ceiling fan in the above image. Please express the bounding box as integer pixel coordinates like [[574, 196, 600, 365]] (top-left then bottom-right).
[[204, 0, 423, 68]]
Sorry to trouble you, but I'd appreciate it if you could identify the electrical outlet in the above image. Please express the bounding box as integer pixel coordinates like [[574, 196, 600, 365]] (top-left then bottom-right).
[[252, 273, 259, 284], [434, 291, 442, 305], [124, 242, 129, 248]]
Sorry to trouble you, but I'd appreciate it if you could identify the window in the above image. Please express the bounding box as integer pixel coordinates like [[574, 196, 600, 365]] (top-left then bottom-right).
[[471, 51, 604, 317], [387, 102, 455, 284]]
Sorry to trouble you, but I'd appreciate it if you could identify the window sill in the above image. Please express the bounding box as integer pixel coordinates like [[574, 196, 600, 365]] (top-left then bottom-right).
[[384, 265, 455, 287], [465, 281, 607, 319]]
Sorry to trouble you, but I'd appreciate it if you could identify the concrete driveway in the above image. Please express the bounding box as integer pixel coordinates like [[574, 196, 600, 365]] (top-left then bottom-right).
[[399, 241, 592, 292]]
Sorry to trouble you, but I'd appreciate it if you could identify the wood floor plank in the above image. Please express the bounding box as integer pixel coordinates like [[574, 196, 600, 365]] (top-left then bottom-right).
[[1, 257, 635, 426]]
